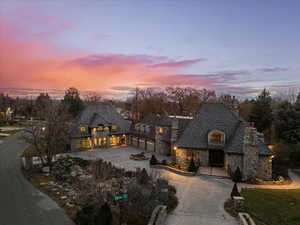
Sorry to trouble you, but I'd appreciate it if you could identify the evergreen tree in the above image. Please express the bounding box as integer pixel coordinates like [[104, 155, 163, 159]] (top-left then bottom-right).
[[137, 168, 150, 185], [61, 87, 84, 118], [275, 101, 299, 143], [149, 154, 158, 165], [231, 182, 240, 199], [249, 89, 273, 133], [95, 203, 112, 225], [232, 166, 242, 183], [188, 158, 196, 172]]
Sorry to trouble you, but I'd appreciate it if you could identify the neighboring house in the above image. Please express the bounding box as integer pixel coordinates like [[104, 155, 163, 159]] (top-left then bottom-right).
[[174, 103, 273, 180], [130, 114, 192, 155], [70, 103, 131, 150]]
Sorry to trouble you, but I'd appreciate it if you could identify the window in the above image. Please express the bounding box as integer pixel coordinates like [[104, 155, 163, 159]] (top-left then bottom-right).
[[159, 127, 164, 134], [104, 126, 109, 131], [111, 125, 117, 131], [76, 138, 91, 148], [97, 126, 103, 131], [208, 131, 225, 144], [80, 126, 86, 132], [93, 128, 97, 135]]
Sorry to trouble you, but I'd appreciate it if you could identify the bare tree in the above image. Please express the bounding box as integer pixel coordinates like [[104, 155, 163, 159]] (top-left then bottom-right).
[[23, 104, 70, 166]]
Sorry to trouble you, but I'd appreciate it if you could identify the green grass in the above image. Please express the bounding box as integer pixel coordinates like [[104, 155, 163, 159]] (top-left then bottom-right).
[[241, 188, 300, 225]]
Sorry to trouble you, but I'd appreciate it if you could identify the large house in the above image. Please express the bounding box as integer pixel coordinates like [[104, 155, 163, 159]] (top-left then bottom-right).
[[173, 103, 273, 180], [130, 102, 273, 180], [71, 101, 273, 180], [70, 103, 131, 150]]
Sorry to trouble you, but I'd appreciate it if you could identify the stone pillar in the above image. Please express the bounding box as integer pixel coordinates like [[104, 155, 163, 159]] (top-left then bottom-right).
[[233, 196, 245, 211], [243, 126, 259, 180]]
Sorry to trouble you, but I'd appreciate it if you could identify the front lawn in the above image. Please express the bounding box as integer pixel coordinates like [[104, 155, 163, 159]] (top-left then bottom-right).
[[241, 188, 300, 225]]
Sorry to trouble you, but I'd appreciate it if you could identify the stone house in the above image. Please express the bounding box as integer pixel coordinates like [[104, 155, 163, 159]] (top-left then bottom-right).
[[130, 114, 191, 155], [70, 103, 131, 151], [174, 103, 273, 180]]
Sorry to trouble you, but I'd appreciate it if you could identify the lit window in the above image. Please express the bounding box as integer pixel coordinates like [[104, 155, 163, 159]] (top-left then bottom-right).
[[159, 127, 164, 134], [93, 128, 97, 135], [208, 131, 225, 144], [111, 125, 117, 130], [97, 126, 103, 131], [80, 126, 86, 132]]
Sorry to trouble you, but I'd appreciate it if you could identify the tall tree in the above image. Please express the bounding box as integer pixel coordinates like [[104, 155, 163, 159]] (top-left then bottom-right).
[[61, 87, 84, 118], [274, 101, 299, 143], [35, 93, 51, 118], [23, 104, 70, 166], [249, 89, 273, 133]]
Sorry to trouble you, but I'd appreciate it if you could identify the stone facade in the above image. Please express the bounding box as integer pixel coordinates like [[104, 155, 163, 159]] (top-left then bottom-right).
[[155, 127, 171, 155], [224, 153, 243, 176], [243, 145, 259, 180], [197, 150, 209, 167], [258, 156, 272, 180]]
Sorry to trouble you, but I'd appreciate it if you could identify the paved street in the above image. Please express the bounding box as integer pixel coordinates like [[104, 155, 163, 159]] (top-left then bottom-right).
[[0, 133, 74, 225]]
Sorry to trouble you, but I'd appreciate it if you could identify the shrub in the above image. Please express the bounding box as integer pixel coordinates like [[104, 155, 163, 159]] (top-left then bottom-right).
[[231, 182, 240, 199], [149, 155, 158, 165], [232, 166, 242, 183], [137, 168, 150, 185], [75, 205, 96, 225], [95, 203, 112, 225], [188, 158, 197, 172]]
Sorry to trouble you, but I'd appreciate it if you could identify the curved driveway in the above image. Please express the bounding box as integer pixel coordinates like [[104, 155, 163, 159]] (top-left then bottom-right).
[[0, 132, 74, 225]]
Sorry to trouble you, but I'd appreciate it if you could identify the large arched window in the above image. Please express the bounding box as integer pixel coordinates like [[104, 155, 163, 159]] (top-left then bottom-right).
[[208, 130, 225, 144]]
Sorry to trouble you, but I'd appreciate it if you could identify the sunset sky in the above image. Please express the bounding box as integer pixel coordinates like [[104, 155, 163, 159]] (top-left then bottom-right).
[[1, 0, 299, 99]]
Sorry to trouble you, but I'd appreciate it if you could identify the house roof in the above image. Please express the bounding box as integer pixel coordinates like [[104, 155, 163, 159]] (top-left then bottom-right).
[[72, 103, 131, 136], [175, 103, 273, 156]]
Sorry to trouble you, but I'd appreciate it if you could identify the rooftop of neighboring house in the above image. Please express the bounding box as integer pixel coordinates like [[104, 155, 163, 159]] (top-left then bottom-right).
[[175, 103, 273, 156], [71, 103, 131, 137]]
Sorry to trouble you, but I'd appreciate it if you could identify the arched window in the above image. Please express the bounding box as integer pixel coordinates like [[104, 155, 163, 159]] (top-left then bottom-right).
[[208, 130, 225, 144]]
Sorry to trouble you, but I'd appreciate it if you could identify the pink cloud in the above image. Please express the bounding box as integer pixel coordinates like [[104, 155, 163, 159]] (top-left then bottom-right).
[[150, 58, 206, 68], [94, 34, 113, 39], [0, 11, 237, 98]]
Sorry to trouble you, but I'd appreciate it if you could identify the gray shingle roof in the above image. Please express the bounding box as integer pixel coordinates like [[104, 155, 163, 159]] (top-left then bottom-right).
[[72, 103, 131, 136], [175, 103, 273, 156]]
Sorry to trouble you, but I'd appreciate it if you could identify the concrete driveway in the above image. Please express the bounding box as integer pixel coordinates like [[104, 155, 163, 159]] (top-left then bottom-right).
[[161, 172, 238, 225], [67, 146, 170, 172], [0, 132, 74, 225], [69, 146, 238, 225]]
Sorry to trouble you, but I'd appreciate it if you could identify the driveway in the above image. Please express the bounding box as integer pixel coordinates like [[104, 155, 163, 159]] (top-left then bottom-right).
[[67, 146, 170, 172], [0, 132, 74, 225], [69, 146, 238, 225]]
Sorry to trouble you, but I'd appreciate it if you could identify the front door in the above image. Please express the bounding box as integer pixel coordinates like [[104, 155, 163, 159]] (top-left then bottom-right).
[[209, 150, 224, 167]]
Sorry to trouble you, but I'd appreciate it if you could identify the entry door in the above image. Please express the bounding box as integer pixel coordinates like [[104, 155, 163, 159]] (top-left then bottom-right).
[[209, 150, 224, 167]]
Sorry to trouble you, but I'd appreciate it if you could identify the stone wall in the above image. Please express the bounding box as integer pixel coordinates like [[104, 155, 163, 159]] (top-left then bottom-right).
[[224, 154, 243, 176], [258, 156, 272, 180], [155, 127, 171, 155], [175, 148, 189, 168], [146, 141, 155, 152], [198, 150, 209, 166], [243, 145, 259, 180], [139, 138, 146, 150]]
